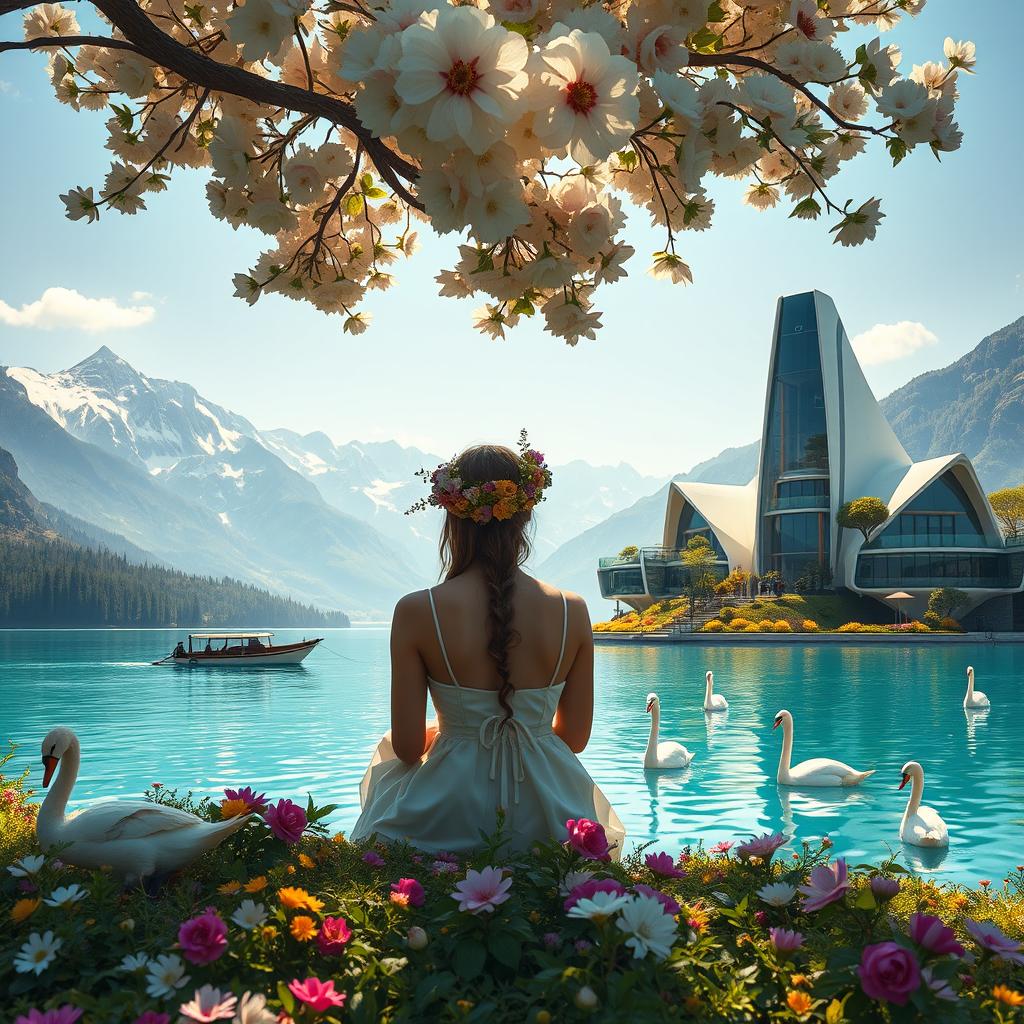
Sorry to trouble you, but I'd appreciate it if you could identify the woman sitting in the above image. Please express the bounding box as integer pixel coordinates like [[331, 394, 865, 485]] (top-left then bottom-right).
[[351, 439, 623, 858]]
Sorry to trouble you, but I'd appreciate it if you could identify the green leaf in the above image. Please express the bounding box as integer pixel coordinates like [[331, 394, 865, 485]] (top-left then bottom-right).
[[360, 172, 374, 191], [364, 187, 388, 200], [277, 980, 295, 1014], [707, 0, 726, 20], [854, 887, 877, 910], [887, 138, 908, 166], [511, 297, 535, 316], [344, 193, 365, 216], [453, 937, 486, 979], [487, 931, 522, 969]]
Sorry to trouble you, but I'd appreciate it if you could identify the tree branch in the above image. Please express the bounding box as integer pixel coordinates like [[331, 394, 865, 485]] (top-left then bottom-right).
[[0, 34, 142, 54]]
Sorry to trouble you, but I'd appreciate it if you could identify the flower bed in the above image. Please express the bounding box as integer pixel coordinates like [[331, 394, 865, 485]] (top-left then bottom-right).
[[3, 767, 1024, 1023], [594, 598, 688, 634]]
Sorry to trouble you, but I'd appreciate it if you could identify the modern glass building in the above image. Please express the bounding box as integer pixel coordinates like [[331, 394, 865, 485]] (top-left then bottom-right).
[[598, 291, 1024, 622]]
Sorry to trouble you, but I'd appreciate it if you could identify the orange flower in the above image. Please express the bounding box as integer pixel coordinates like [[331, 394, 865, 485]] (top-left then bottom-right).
[[494, 480, 518, 498], [220, 798, 250, 819], [390, 891, 410, 907], [290, 915, 318, 942], [218, 880, 242, 895], [10, 898, 40, 924], [260, 924, 279, 942], [492, 498, 516, 521], [787, 990, 813, 1015], [244, 876, 268, 893], [790, 974, 812, 988], [278, 886, 323, 913], [994, 986, 1024, 1007], [298, 853, 316, 869]]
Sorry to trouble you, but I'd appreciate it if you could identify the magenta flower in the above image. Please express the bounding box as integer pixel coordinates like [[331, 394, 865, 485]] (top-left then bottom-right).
[[870, 876, 901, 902], [361, 850, 385, 867], [770, 928, 804, 955], [632, 884, 681, 918], [132, 1015, 170, 1024], [223, 786, 267, 813], [264, 799, 307, 844], [710, 841, 734, 855], [645, 851, 685, 879], [754, 910, 768, 926], [799, 859, 849, 912], [565, 818, 613, 862], [574, 939, 592, 954], [859, 942, 921, 1005], [288, 977, 347, 1013], [390, 877, 425, 908], [177, 907, 228, 965], [908, 913, 965, 958], [964, 918, 1024, 965], [15, 1008, 83, 1024], [736, 832, 787, 863], [451, 866, 513, 914], [178, 985, 237, 1023], [563, 878, 626, 912], [316, 916, 352, 956], [543, 932, 560, 949]]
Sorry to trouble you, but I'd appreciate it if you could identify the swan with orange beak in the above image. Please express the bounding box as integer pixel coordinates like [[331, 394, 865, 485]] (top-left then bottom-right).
[[898, 760, 948, 848]]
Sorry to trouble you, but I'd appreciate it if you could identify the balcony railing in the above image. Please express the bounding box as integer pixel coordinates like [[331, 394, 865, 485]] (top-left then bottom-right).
[[598, 555, 640, 569], [863, 533, 1002, 550], [769, 495, 829, 512], [857, 575, 1018, 589], [1005, 535, 1024, 548]]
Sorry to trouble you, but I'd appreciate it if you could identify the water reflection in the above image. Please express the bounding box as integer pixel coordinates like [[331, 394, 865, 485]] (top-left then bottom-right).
[[902, 843, 950, 874], [777, 784, 868, 838], [704, 709, 729, 747], [964, 707, 990, 753]]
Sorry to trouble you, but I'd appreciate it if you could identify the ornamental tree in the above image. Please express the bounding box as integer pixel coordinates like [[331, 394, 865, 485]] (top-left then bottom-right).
[[837, 496, 889, 542], [2, 0, 974, 343], [988, 485, 1024, 539]]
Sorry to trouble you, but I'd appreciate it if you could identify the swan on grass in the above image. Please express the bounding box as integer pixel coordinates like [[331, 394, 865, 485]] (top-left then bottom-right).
[[899, 760, 949, 848], [644, 693, 694, 769], [772, 710, 874, 787], [963, 666, 990, 709], [36, 727, 253, 886], [703, 671, 728, 713]]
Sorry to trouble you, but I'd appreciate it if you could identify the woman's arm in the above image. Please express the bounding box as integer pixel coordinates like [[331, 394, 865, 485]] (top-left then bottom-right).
[[389, 593, 431, 764], [553, 595, 594, 754]]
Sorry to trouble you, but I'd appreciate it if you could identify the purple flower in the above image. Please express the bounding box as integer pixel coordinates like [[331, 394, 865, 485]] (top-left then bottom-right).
[[964, 919, 1024, 965], [132, 1015, 170, 1024], [562, 878, 626, 912], [362, 850, 385, 867], [15, 1008, 83, 1024], [645, 851, 685, 879], [565, 818, 613, 862], [859, 942, 921, 1005], [432, 859, 460, 875], [482, 482, 496, 493], [390, 877, 426, 908], [770, 928, 804, 955], [799, 859, 849, 912], [223, 786, 267, 813], [908, 913, 965, 958], [264, 799, 307, 844], [177, 907, 228, 965], [736, 832, 787, 863], [870, 876, 901, 902], [574, 939, 592, 954], [922, 966, 960, 1002], [754, 910, 768, 926], [632, 884, 681, 917], [543, 931, 560, 949]]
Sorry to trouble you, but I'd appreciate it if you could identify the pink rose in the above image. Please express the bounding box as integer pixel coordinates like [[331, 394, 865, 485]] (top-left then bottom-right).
[[287, 978, 346, 1013], [390, 877, 425, 908], [859, 941, 921, 1005], [178, 907, 228, 965], [265, 799, 307, 844], [565, 818, 612, 862], [316, 916, 352, 956]]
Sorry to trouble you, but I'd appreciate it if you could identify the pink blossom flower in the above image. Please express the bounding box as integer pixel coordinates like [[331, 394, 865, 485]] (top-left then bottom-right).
[[132, 1015, 170, 1024], [754, 910, 768, 926], [451, 866, 513, 914], [178, 985, 237, 1022], [798, 859, 849, 912], [287, 977, 347, 1013], [645, 851, 685, 879], [432, 860, 460, 875], [870, 876, 901, 902], [178, 907, 228, 965], [908, 913, 965, 958], [563, 878, 626, 912], [859, 941, 921, 1005], [315, 916, 352, 956], [543, 932, 560, 949], [964, 919, 1024, 965], [710, 841, 733, 855], [632, 884, 681, 918], [361, 851, 385, 867], [565, 818, 613, 862], [736, 832, 787, 863], [770, 928, 804, 954], [223, 787, 268, 813], [390, 877, 425, 908], [15, 1008, 83, 1024], [264, 799, 307, 844]]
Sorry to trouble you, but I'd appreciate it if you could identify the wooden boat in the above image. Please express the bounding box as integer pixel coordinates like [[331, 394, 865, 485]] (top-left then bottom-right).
[[161, 632, 322, 666]]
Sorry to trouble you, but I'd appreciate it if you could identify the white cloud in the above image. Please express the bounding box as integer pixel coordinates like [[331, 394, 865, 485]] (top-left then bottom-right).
[[130, 290, 153, 301], [851, 321, 938, 366], [0, 287, 155, 333], [0, 80, 18, 97]]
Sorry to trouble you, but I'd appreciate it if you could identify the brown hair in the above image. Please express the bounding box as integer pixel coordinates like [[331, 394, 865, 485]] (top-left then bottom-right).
[[439, 444, 533, 720]]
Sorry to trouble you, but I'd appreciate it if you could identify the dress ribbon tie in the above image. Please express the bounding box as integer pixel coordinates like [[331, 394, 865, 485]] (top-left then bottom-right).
[[479, 715, 538, 808]]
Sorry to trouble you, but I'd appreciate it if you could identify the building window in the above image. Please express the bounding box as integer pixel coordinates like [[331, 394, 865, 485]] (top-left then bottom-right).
[[598, 567, 646, 597], [855, 552, 1012, 588], [865, 471, 987, 549], [766, 511, 830, 584], [674, 505, 728, 561]]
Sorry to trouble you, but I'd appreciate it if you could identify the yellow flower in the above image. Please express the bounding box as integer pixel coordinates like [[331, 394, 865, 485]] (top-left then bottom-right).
[[220, 797, 249, 819], [529, 910, 541, 924], [298, 853, 316, 869], [787, 990, 813, 1015], [11, 898, 40, 924], [790, 973, 812, 989], [218, 880, 242, 895], [277, 886, 323, 913], [244, 876, 268, 893], [994, 986, 1024, 1007], [332, 833, 345, 844], [286, 864, 296, 875], [260, 924, 279, 942], [290, 915, 317, 942], [456, 1000, 474, 1013]]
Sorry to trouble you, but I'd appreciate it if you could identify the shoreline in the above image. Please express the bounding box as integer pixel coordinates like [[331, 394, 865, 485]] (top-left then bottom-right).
[[594, 630, 1024, 645]]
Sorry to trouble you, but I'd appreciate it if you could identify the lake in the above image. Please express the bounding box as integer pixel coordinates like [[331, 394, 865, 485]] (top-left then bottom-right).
[[2, 629, 1021, 885]]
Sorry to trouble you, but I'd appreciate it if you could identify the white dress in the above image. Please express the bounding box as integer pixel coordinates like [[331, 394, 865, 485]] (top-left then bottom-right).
[[351, 591, 625, 859]]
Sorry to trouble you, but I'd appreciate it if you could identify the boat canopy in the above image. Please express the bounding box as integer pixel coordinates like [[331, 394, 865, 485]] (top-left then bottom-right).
[[188, 632, 275, 640]]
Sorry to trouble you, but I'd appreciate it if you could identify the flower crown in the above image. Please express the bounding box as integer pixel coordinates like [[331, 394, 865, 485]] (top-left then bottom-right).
[[407, 430, 552, 524]]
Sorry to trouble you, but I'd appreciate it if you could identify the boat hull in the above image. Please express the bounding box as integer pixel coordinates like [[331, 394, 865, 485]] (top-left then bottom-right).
[[172, 639, 322, 666]]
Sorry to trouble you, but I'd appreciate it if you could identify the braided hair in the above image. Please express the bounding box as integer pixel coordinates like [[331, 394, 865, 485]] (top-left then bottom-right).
[[439, 445, 532, 721]]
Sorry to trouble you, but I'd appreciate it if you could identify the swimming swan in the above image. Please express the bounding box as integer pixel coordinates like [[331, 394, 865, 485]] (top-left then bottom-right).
[[36, 727, 253, 885], [899, 760, 949, 848], [773, 709, 874, 787], [644, 693, 694, 769], [963, 666, 990, 709], [703, 671, 729, 713]]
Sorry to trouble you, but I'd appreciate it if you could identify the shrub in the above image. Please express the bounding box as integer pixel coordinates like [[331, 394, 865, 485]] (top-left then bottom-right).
[[728, 618, 752, 631], [749, 601, 762, 609], [743, 623, 760, 632], [756, 620, 775, 632], [802, 619, 820, 632], [719, 607, 735, 623], [773, 620, 792, 632], [837, 622, 863, 633], [702, 619, 725, 632], [906, 620, 930, 633], [618, 544, 640, 559], [940, 616, 963, 632], [922, 610, 942, 629], [0, 744, 37, 866]]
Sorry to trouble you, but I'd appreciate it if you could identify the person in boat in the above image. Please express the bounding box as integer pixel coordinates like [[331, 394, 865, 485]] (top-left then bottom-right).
[[205, 640, 212, 653], [174, 641, 186, 657], [247, 636, 263, 650], [351, 440, 623, 858]]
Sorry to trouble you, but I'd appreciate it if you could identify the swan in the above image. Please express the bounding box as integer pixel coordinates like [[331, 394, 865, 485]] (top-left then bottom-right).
[[772, 710, 874, 787], [899, 760, 948, 848], [703, 671, 729, 713], [963, 666, 990, 709], [36, 727, 253, 886], [644, 693, 694, 769]]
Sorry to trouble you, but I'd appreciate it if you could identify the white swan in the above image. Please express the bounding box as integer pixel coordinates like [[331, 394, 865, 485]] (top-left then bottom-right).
[[899, 760, 949, 848], [963, 666, 990, 709], [773, 709, 874, 787], [703, 671, 729, 713], [36, 727, 253, 885], [644, 694, 694, 769]]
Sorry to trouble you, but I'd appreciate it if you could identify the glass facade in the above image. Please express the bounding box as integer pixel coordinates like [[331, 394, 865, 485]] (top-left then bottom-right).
[[674, 505, 727, 561], [864, 472, 986, 549], [597, 566, 645, 598], [855, 552, 1014, 588]]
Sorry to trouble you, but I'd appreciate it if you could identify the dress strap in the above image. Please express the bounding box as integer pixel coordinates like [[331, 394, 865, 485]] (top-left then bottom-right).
[[427, 588, 460, 687], [547, 592, 569, 687]]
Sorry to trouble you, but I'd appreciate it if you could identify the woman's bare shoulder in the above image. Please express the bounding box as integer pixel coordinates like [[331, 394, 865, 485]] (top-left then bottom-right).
[[392, 589, 431, 627]]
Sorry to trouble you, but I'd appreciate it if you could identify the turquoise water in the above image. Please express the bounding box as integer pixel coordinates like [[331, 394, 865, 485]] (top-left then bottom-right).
[[2, 629, 1021, 885]]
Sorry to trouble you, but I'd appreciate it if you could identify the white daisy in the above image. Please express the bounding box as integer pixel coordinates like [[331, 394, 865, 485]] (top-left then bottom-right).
[[565, 890, 631, 923], [43, 884, 87, 907], [558, 869, 596, 897], [7, 854, 45, 878], [757, 882, 797, 907], [145, 952, 191, 999], [118, 951, 150, 972], [616, 894, 678, 961], [13, 931, 62, 976], [231, 900, 268, 931]]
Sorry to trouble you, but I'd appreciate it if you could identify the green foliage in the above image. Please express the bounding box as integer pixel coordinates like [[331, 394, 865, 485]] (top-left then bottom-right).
[[988, 484, 1024, 539], [836, 497, 890, 542], [617, 545, 640, 560], [927, 587, 969, 620], [0, 743, 37, 865]]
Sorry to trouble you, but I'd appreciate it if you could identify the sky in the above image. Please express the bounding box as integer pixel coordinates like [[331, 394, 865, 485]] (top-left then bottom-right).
[[0, 0, 1021, 478]]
